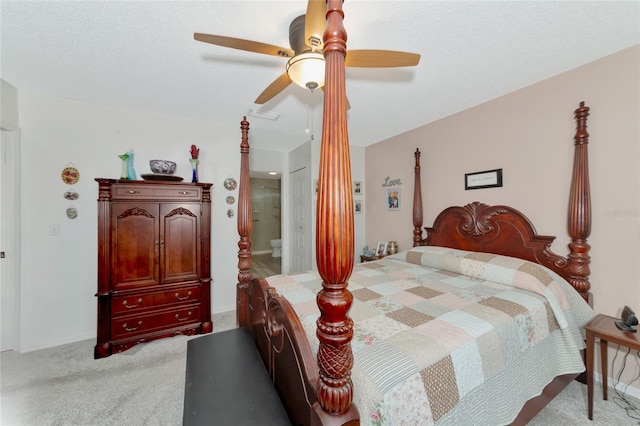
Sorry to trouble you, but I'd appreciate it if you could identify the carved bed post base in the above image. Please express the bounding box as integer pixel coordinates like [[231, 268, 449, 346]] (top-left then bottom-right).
[[312, 403, 360, 426]]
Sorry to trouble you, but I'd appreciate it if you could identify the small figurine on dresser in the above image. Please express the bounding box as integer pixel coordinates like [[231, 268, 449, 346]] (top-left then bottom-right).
[[190, 144, 200, 183], [362, 245, 375, 257], [118, 150, 137, 180], [118, 152, 130, 180], [126, 149, 137, 180]]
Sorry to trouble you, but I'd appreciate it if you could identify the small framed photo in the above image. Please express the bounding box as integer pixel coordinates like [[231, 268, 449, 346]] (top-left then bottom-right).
[[375, 241, 388, 256], [386, 188, 400, 211], [353, 181, 362, 195], [354, 199, 363, 214], [465, 168, 503, 190]]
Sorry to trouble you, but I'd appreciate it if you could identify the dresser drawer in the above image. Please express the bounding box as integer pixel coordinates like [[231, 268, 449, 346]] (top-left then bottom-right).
[[112, 184, 202, 201], [111, 305, 201, 340], [112, 285, 201, 316]]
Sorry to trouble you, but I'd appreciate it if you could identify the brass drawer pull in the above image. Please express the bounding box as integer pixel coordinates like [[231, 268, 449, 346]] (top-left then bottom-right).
[[175, 291, 192, 301], [127, 190, 140, 194], [123, 298, 143, 309], [123, 321, 142, 332], [175, 312, 192, 322], [179, 191, 191, 195]]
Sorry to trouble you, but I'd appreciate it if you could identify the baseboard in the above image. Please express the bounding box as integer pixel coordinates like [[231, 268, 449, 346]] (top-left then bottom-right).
[[212, 306, 236, 315], [595, 372, 640, 401], [18, 312, 239, 353], [19, 331, 95, 354]]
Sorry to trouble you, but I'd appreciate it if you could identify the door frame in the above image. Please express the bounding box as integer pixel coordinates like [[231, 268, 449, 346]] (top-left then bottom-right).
[[288, 166, 312, 273], [1, 129, 21, 351]]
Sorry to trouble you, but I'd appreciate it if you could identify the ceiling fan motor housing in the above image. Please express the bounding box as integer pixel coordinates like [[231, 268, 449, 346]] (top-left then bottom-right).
[[290, 15, 311, 54]]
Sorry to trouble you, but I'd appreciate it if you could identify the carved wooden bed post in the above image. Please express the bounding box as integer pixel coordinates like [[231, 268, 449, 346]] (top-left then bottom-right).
[[314, 0, 359, 420], [413, 148, 424, 246], [236, 116, 252, 326], [567, 101, 592, 303]]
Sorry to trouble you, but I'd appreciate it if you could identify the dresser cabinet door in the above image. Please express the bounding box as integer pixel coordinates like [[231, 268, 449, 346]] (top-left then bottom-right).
[[161, 203, 201, 284], [111, 202, 160, 289]]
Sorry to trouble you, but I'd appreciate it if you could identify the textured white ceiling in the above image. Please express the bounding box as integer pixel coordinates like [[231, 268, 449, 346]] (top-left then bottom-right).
[[2, 1, 639, 152]]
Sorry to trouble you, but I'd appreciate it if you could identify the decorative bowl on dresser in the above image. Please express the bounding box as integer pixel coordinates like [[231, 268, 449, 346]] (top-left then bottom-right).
[[149, 159, 177, 175], [94, 178, 213, 358]]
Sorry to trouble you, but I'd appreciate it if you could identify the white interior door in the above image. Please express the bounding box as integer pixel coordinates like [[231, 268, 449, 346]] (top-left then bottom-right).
[[289, 167, 311, 273], [1, 129, 20, 351]]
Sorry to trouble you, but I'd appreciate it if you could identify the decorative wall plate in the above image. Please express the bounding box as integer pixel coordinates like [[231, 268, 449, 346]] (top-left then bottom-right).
[[226, 195, 235, 205], [66, 207, 78, 219], [64, 191, 79, 200], [61, 165, 80, 185], [223, 177, 237, 191]]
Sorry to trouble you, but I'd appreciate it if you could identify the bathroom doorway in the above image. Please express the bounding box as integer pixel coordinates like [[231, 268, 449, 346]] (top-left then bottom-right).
[[249, 175, 282, 277]]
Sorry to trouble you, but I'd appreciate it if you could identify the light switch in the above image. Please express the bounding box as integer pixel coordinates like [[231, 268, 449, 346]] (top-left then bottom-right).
[[49, 224, 60, 236]]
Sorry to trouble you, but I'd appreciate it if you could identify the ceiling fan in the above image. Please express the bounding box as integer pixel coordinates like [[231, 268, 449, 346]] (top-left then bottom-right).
[[194, 0, 421, 104]]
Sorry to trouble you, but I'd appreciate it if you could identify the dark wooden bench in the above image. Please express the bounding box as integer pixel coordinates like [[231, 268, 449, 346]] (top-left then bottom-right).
[[183, 327, 291, 425]]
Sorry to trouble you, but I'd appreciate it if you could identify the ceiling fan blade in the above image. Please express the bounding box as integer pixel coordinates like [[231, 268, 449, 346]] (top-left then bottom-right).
[[305, 0, 326, 49], [194, 33, 294, 58], [345, 50, 421, 68], [255, 73, 293, 104]]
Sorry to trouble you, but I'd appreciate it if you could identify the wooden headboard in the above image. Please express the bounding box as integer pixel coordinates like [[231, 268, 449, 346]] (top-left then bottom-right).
[[412, 102, 592, 303]]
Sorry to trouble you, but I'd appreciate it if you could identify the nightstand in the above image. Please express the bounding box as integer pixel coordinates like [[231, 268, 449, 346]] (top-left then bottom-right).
[[360, 254, 387, 263], [584, 313, 640, 420]]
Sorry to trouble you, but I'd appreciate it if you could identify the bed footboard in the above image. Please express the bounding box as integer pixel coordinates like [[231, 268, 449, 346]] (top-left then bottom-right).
[[244, 278, 318, 425], [239, 278, 359, 426]]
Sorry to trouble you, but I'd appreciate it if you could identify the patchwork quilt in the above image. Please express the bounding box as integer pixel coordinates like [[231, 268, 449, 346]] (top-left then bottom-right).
[[266, 246, 595, 425]]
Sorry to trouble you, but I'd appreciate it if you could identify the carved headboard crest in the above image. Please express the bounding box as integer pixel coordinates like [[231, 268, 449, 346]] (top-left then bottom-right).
[[456, 202, 508, 236], [422, 201, 572, 283]]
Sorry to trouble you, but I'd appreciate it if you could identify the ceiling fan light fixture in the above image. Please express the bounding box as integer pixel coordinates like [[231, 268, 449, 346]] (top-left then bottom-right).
[[286, 52, 325, 91]]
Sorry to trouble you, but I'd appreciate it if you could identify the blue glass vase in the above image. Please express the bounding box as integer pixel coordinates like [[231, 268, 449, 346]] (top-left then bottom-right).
[[189, 158, 199, 183]]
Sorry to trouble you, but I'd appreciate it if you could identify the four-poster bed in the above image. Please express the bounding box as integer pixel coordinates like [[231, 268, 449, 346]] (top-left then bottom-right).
[[234, 1, 595, 424]]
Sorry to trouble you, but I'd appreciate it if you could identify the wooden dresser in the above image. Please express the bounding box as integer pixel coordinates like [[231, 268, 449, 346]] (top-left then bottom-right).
[[94, 178, 213, 358]]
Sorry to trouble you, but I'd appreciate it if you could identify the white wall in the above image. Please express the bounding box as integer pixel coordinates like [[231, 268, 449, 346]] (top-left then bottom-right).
[[16, 89, 259, 351], [12, 86, 368, 352]]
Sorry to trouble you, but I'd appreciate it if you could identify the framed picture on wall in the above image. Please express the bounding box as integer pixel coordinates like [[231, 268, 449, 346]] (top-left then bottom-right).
[[386, 188, 400, 211], [353, 181, 362, 194], [354, 200, 363, 214], [465, 168, 503, 190]]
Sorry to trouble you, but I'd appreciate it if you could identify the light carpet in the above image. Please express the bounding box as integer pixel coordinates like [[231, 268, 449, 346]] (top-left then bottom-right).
[[1, 311, 638, 425]]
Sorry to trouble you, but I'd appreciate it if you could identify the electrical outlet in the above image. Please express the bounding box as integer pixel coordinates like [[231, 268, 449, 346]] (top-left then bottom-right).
[[49, 224, 60, 236]]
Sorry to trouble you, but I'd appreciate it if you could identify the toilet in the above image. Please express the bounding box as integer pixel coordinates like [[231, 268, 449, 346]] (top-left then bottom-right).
[[270, 239, 282, 257]]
